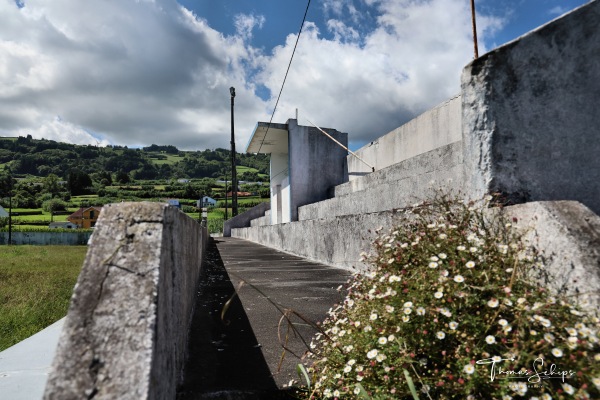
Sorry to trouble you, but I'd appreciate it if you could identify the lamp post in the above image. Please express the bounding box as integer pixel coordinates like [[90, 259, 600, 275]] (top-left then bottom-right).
[[230, 87, 238, 217]]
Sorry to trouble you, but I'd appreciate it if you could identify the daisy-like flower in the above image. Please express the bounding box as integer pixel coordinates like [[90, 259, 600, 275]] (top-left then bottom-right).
[[498, 319, 508, 327], [402, 315, 410, 322], [387, 258, 394, 264], [356, 375, 364, 381], [438, 233, 447, 240], [388, 334, 396, 342], [367, 349, 379, 359], [592, 377, 600, 387], [485, 335, 496, 344], [449, 321, 459, 330], [333, 390, 340, 397], [566, 327, 578, 336], [378, 337, 388, 345], [389, 275, 401, 283], [429, 262, 439, 269], [487, 299, 499, 308], [323, 388, 332, 398], [544, 333, 555, 342], [353, 387, 361, 395], [434, 291, 444, 299], [439, 308, 452, 317], [430, 256, 439, 262], [376, 353, 387, 362], [454, 275, 465, 283], [364, 325, 372, 332], [470, 247, 478, 253], [562, 383, 575, 395], [403, 307, 412, 315], [492, 355, 502, 362], [403, 301, 413, 308], [437, 331, 446, 339], [463, 364, 475, 374], [466, 261, 476, 269], [370, 313, 378, 321], [457, 245, 466, 251], [385, 305, 395, 313], [551, 348, 563, 357], [438, 253, 447, 259], [416, 307, 426, 316], [343, 365, 352, 373], [517, 297, 526, 305]]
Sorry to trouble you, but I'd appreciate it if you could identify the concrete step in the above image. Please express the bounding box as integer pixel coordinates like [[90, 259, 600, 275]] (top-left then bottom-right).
[[298, 141, 463, 221]]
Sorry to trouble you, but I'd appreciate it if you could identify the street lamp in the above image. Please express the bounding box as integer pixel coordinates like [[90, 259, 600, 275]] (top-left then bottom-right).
[[230, 86, 238, 217]]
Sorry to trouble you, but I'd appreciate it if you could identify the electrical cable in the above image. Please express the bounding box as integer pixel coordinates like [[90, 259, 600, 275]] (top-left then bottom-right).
[[257, 0, 311, 153]]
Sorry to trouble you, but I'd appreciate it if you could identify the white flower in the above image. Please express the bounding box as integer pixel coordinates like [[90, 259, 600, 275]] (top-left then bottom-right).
[[470, 247, 478, 253], [487, 299, 499, 308], [389, 275, 401, 283], [593, 377, 600, 387], [498, 319, 508, 326], [438, 233, 447, 240], [551, 348, 563, 357], [367, 349, 379, 359], [438, 253, 447, 259], [430, 256, 439, 262], [466, 261, 476, 268], [434, 291, 444, 299], [454, 275, 465, 283], [347, 359, 356, 366], [436, 331, 446, 339], [416, 307, 426, 315], [353, 387, 361, 394], [562, 383, 575, 395], [386, 305, 395, 313], [566, 327, 578, 336], [449, 321, 458, 330], [429, 262, 439, 269], [517, 297, 526, 305], [376, 353, 387, 362], [457, 245, 466, 251], [333, 390, 340, 397], [463, 364, 475, 374], [356, 375, 364, 381], [387, 258, 394, 264], [402, 315, 410, 322], [388, 334, 396, 342], [544, 333, 555, 342], [485, 335, 496, 344], [364, 325, 372, 332], [378, 337, 388, 345], [403, 301, 413, 308], [403, 307, 412, 315], [343, 365, 352, 373], [370, 313, 378, 321]]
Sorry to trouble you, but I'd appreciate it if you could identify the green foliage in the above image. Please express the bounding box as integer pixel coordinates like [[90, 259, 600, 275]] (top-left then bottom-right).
[[303, 195, 600, 399], [42, 198, 68, 213]]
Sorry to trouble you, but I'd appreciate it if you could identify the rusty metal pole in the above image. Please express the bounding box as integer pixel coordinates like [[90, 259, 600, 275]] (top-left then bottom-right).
[[470, 0, 479, 59]]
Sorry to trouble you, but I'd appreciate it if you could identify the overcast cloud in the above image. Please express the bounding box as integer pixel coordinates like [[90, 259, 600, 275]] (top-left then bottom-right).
[[0, 0, 504, 150]]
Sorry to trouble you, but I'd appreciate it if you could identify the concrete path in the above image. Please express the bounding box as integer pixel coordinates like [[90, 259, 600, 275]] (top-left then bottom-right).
[[177, 237, 352, 399], [0, 318, 64, 400]]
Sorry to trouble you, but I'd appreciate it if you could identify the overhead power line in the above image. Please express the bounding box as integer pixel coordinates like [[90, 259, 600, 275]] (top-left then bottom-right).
[[258, 0, 311, 153]]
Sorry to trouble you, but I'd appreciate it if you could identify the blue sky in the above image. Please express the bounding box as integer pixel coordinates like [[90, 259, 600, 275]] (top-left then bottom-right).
[[0, 0, 591, 150]]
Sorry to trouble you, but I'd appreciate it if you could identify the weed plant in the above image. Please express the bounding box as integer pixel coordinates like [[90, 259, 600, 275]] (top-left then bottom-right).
[[302, 195, 599, 399]]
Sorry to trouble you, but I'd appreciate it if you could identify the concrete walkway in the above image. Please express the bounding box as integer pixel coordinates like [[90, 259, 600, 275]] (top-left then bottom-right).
[[0, 318, 64, 400], [177, 237, 352, 399]]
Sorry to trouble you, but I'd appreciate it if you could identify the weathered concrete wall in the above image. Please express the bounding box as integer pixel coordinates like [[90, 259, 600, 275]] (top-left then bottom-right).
[[233, 210, 398, 270], [0, 231, 91, 245], [288, 119, 348, 221], [43, 202, 208, 400], [299, 142, 463, 221], [347, 95, 462, 179], [500, 201, 600, 312], [462, 0, 600, 214], [223, 202, 270, 237], [233, 201, 600, 311]]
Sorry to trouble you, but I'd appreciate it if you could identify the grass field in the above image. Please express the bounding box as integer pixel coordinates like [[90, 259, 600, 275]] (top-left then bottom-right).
[[147, 153, 185, 166], [0, 246, 87, 351]]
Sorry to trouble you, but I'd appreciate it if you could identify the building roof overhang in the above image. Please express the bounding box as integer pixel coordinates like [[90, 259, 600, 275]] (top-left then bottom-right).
[[246, 121, 288, 154]]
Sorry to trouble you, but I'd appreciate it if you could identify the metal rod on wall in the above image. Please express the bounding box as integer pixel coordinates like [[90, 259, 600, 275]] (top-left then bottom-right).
[[470, 0, 479, 59], [230, 87, 238, 217]]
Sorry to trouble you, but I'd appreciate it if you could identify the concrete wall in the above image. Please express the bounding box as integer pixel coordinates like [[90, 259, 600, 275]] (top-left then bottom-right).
[[0, 231, 92, 245], [223, 202, 270, 237], [462, 0, 600, 214], [269, 152, 288, 224], [288, 119, 348, 221], [43, 202, 208, 400], [347, 95, 462, 179]]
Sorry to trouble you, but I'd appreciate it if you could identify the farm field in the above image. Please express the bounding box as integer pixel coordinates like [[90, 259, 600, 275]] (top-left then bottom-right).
[[0, 246, 87, 351]]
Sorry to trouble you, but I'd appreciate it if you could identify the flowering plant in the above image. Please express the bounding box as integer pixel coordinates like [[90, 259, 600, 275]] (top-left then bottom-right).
[[302, 195, 599, 399]]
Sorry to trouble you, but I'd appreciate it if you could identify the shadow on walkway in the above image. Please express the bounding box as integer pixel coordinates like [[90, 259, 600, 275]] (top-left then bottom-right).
[[176, 240, 296, 400]]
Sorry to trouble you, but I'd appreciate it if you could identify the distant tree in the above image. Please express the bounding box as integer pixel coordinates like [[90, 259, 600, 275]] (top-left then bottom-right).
[[115, 170, 130, 184], [67, 169, 92, 196], [43, 174, 62, 196]]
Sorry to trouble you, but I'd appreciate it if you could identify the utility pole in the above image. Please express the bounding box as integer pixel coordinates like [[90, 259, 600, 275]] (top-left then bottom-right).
[[224, 178, 228, 220], [470, 0, 479, 59], [230, 87, 238, 217]]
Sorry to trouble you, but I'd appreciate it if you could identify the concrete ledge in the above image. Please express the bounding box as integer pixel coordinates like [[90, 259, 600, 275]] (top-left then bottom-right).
[[299, 142, 463, 221], [501, 201, 600, 312], [223, 202, 270, 237], [43, 202, 208, 400]]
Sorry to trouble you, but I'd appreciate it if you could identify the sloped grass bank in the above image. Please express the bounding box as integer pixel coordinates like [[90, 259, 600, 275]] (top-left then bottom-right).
[[301, 196, 599, 399], [0, 246, 87, 351]]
